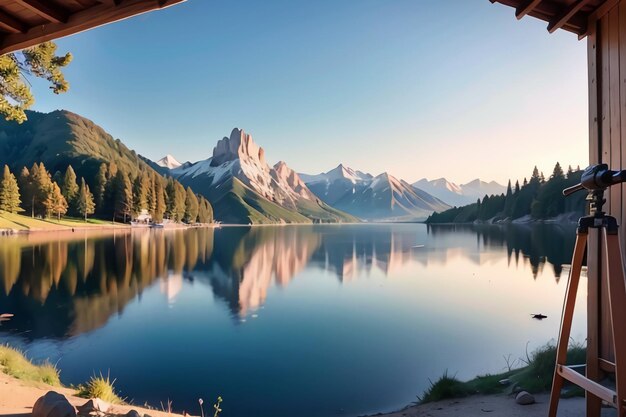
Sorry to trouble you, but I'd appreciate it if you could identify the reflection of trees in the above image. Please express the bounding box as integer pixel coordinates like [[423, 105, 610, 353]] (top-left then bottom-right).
[[0, 229, 215, 338], [427, 224, 577, 280]]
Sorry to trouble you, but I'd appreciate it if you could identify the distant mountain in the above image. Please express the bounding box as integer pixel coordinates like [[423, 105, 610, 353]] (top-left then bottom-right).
[[164, 128, 357, 224], [413, 178, 506, 207], [156, 154, 181, 169], [301, 164, 449, 221]]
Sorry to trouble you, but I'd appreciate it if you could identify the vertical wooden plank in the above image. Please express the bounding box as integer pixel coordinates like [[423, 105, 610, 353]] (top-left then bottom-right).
[[620, 0, 626, 276], [610, 6, 622, 220], [587, 16, 603, 417], [600, 12, 614, 365]]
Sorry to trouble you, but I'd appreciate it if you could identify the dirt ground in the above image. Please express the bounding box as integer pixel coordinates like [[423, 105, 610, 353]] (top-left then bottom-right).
[[375, 393, 617, 417], [0, 372, 183, 417]]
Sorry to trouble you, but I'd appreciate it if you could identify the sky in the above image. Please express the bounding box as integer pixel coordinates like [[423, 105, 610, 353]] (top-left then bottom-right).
[[27, 0, 588, 185]]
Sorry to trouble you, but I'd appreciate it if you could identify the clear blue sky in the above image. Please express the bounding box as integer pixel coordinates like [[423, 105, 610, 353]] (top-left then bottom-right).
[[28, 0, 588, 185]]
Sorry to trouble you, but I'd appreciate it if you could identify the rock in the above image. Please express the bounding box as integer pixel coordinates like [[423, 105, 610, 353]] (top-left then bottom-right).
[[125, 410, 142, 417], [33, 391, 77, 417], [77, 398, 110, 415], [515, 391, 535, 405]]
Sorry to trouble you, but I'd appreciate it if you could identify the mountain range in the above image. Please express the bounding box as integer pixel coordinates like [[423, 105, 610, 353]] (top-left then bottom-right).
[[0, 109, 504, 224], [413, 177, 506, 207], [300, 164, 449, 221]]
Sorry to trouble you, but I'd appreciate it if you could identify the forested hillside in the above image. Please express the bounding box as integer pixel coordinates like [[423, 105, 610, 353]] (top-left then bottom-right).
[[426, 163, 587, 223]]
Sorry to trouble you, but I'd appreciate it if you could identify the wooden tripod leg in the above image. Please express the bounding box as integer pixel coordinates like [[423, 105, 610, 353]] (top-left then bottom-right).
[[603, 230, 626, 417], [549, 231, 588, 417]]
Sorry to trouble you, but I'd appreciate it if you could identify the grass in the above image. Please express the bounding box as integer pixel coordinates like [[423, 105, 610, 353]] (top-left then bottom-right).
[[0, 211, 126, 231], [77, 372, 124, 404], [0, 345, 60, 386], [419, 342, 586, 404]]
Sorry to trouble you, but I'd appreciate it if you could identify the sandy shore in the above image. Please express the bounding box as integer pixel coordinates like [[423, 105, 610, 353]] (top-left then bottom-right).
[[374, 393, 616, 417], [0, 372, 184, 417], [1, 372, 618, 417]]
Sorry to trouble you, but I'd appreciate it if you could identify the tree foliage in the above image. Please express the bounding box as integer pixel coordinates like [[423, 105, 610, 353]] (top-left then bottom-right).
[[0, 165, 21, 213], [0, 42, 72, 123]]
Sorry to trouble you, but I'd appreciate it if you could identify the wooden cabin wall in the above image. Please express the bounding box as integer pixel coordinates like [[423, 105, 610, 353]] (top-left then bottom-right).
[[586, 0, 626, 399]]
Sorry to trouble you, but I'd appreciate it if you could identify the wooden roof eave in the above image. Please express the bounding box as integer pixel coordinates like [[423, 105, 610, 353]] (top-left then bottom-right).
[[489, 0, 617, 39], [0, 0, 185, 55]]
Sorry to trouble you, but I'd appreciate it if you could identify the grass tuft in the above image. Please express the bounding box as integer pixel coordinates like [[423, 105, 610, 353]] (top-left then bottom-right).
[[0, 345, 60, 386], [419, 342, 587, 404], [78, 372, 124, 404], [418, 371, 471, 403]]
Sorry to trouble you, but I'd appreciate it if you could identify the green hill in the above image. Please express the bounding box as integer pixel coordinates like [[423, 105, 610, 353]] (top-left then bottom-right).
[[0, 110, 147, 180]]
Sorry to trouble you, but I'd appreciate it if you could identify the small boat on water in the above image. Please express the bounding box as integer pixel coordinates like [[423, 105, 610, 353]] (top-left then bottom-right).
[[150, 223, 164, 229]]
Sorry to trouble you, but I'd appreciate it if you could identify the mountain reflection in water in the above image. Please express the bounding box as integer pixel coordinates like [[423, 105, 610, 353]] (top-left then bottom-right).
[[0, 223, 576, 339]]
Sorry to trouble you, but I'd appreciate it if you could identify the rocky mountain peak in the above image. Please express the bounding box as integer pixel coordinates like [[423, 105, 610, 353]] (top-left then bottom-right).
[[211, 128, 266, 166], [156, 154, 181, 169]]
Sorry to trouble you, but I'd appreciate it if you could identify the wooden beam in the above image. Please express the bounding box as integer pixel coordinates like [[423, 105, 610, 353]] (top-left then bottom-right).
[[558, 365, 617, 407], [0, 0, 186, 55], [0, 10, 26, 34], [548, 0, 591, 33], [515, 0, 542, 20], [13, 0, 69, 24]]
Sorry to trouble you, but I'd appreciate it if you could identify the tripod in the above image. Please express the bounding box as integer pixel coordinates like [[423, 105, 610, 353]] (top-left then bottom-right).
[[549, 164, 626, 417]]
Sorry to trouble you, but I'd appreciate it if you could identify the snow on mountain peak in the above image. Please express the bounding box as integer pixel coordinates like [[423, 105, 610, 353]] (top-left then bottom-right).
[[156, 154, 182, 169], [211, 128, 266, 166]]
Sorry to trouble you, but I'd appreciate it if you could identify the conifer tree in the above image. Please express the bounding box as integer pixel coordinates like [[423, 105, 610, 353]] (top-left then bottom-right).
[[132, 173, 149, 216], [18, 166, 34, 217], [184, 187, 199, 223], [94, 163, 107, 209], [514, 180, 520, 194], [0, 165, 21, 213], [61, 165, 79, 214], [44, 181, 67, 220], [77, 177, 95, 221], [551, 162, 564, 179], [198, 197, 213, 223], [154, 179, 166, 223], [32, 162, 53, 217], [113, 170, 133, 222]]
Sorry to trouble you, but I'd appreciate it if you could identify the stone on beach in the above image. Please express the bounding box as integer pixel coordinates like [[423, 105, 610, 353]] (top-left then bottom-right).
[[515, 391, 535, 405], [77, 398, 111, 415], [124, 410, 142, 417], [33, 391, 77, 417]]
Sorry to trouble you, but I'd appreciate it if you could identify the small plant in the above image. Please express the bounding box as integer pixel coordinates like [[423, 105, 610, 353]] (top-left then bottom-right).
[[78, 372, 124, 404], [213, 397, 223, 417], [418, 371, 470, 404]]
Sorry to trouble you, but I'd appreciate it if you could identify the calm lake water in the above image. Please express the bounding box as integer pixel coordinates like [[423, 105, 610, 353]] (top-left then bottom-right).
[[0, 224, 587, 417]]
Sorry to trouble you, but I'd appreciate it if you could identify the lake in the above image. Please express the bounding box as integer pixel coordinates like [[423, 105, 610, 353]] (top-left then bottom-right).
[[0, 223, 587, 417]]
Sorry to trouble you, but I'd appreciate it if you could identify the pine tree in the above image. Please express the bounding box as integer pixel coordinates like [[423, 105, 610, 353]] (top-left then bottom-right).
[[0, 165, 22, 213], [551, 162, 564, 179], [77, 177, 95, 221], [184, 186, 199, 223], [61, 165, 79, 214], [0, 42, 72, 123], [43, 181, 67, 220], [154, 179, 166, 223], [530, 166, 541, 184], [198, 197, 213, 223], [18, 166, 33, 216], [132, 173, 149, 217], [94, 163, 107, 209], [514, 180, 520, 194], [113, 170, 133, 222], [32, 162, 53, 217]]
